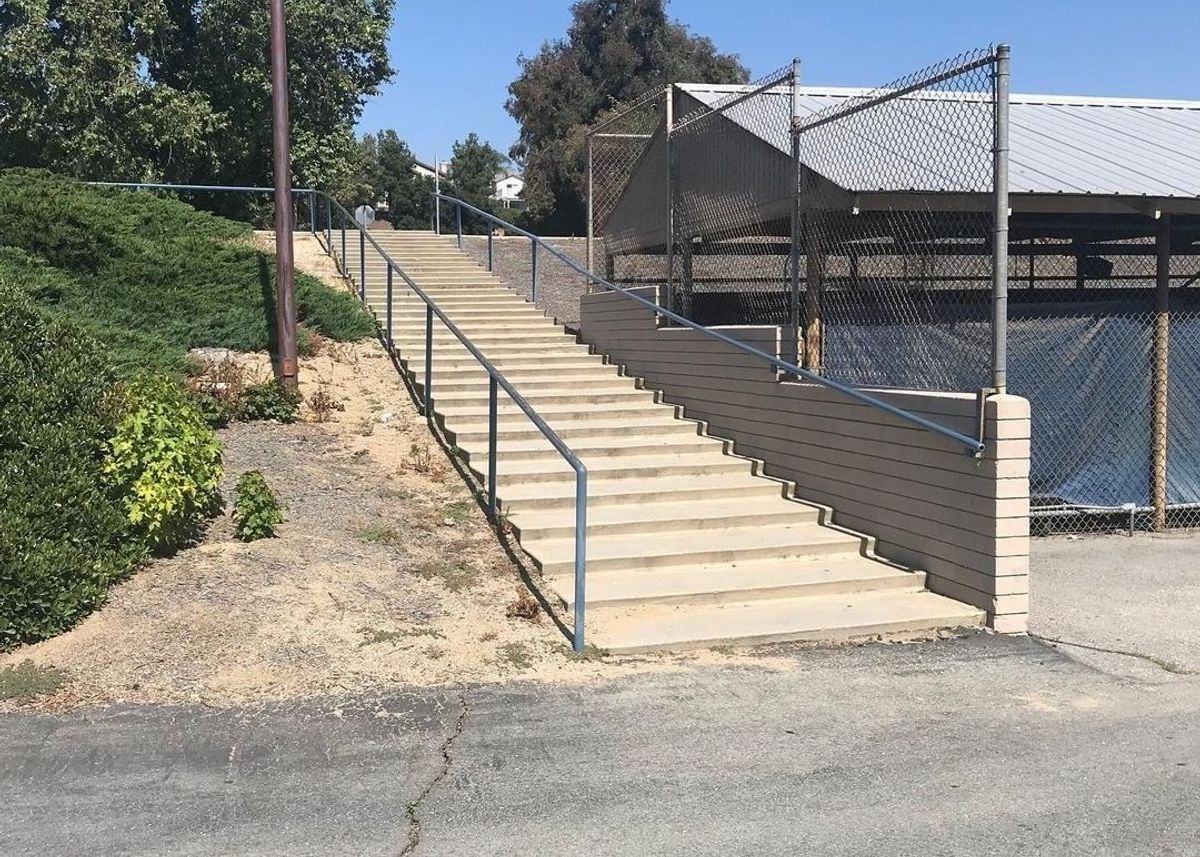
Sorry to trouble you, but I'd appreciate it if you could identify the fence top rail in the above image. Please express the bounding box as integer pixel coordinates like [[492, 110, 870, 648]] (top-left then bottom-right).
[[586, 85, 671, 136], [433, 192, 986, 455], [793, 46, 1001, 136]]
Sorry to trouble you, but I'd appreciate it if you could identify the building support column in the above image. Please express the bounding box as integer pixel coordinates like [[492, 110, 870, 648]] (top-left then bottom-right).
[[1152, 213, 1172, 532], [803, 217, 824, 372]]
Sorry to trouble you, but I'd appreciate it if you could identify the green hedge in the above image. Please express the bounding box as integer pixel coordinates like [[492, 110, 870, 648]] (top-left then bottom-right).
[[0, 169, 375, 375], [0, 288, 143, 647]]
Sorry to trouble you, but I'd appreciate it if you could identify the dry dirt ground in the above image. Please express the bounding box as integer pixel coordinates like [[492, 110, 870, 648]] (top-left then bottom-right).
[[0, 234, 795, 713]]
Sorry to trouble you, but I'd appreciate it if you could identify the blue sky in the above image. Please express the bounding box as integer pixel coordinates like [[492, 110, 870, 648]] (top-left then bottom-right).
[[358, 0, 1200, 165]]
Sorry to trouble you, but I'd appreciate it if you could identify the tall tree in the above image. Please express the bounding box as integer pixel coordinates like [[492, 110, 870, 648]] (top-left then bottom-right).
[[0, 0, 393, 195], [506, 0, 748, 233], [447, 132, 505, 229]]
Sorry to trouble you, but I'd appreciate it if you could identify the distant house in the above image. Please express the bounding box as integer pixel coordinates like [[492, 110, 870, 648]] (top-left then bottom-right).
[[493, 171, 524, 208], [412, 158, 449, 180]]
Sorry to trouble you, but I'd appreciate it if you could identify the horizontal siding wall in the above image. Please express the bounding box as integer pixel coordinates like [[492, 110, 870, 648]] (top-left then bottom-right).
[[581, 288, 1031, 633]]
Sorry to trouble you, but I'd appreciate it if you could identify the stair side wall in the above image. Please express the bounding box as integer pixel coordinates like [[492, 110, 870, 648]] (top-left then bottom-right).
[[580, 288, 1031, 633]]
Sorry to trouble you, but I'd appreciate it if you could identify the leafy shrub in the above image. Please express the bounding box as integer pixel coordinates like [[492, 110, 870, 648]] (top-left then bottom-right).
[[0, 287, 143, 648], [240, 380, 302, 423], [104, 375, 224, 554], [0, 169, 375, 374], [232, 471, 284, 541]]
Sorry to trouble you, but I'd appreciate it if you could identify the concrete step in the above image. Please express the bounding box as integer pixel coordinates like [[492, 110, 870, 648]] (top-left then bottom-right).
[[479, 452, 750, 489], [497, 473, 787, 513], [509, 494, 811, 541], [445, 416, 698, 446], [548, 554, 923, 609], [457, 431, 717, 464], [434, 388, 653, 409], [420, 375, 631, 395], [527, 521, 863, 575], [435, 401, 673, 426], [591, 590, 985, 654]]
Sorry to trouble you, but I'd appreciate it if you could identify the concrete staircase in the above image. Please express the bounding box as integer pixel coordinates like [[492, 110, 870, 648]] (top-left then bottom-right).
[[336, 229, 984, 653]]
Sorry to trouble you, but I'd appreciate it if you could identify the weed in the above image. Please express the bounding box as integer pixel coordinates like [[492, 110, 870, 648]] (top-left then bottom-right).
[[567, 644, 609, 662], [306, 385, 344, 422], [497, 642, 532, 670], [296, 324, 326, 357], [405, 443, 446, 478], [442, 499, 474, 525], [232, 470, 284, 541], [505, 587, 542, 623], [351, 449, 369, 460], [355, 417, 375, 437], [357, 522, 402, 546], [379, 486, 411, 501], [412, 559, 476, 592], [358, 626, 442, 647], [425, 645, 446, 660], [479, 630, 498, 642], [0, 660, 67, 702]]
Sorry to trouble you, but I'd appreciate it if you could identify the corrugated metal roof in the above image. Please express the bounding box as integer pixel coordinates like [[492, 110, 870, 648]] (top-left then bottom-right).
[[679, 84, 1200, 198]]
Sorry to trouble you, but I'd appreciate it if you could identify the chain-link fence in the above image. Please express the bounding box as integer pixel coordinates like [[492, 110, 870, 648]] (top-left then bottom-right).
[[585, 45, 1200, 535]]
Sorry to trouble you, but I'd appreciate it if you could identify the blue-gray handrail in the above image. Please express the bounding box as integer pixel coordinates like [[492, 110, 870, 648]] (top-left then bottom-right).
[[89, 180, 590, 651], [313, 191, 590, 652], [433, 192, 987, 456]]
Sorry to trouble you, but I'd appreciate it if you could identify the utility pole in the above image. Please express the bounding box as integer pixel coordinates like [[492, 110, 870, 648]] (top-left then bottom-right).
[[269, 0, 298, 389]]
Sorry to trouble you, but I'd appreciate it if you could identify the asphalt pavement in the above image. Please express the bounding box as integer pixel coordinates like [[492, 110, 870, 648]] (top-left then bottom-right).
[[3, 535, 1198, 856]]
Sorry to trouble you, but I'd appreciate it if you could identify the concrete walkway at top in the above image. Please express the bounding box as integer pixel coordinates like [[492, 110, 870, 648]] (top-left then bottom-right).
[[2, 535, 1198, 856]]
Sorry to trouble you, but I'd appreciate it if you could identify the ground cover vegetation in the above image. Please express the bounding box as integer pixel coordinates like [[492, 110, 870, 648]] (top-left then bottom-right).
[[0, 171, 373, 648]]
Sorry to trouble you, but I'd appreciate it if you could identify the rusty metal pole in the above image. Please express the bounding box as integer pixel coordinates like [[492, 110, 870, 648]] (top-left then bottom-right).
[[269, 0, 298, 388], [1152, 213, 1172, 531]]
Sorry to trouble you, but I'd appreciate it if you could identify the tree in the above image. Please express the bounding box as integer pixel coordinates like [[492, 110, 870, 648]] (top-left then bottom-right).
[[0, 0, 394, 197], [506, 0, 748, 233], [447, 133, 505, 232]]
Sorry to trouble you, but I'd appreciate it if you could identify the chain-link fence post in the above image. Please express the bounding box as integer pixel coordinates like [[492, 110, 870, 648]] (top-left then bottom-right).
[[991, 43, 1011, 393], [665, 85, 676, 316], [788, 59, 803, 368], [586, 133, 594, 274], [1153, 213, 1172, 531]]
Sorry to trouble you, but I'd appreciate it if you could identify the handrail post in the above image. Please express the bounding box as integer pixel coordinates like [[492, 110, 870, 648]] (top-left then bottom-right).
[[573, 469, 588, 653], [531, 239, 539, 303], [325, 196, 331, 248], [424, 303, 434, 421], [487, 228, 494, 272], [456, 203, 463, 249], [488, 374, 498, 519], [309, 190, 316, 234], [359, 228, 366, 302], [386, 264, 394, 351], [340, 211, 346, 270]]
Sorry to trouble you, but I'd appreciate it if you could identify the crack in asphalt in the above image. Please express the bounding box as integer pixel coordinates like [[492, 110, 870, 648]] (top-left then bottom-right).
[[399, 690, 470, 857], [1033, 634, 1198, 676]]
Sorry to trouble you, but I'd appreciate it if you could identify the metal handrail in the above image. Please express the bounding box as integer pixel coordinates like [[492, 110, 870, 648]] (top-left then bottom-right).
[[312, 191, 590, 652], [89, 180, 590, 651], [433, 192, 986, 456]]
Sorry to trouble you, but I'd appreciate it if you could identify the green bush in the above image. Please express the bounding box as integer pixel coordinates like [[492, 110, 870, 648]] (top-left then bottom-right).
[[240, 380, 302, 423], [104, 375, 224, 554], [0, 287, 143, 648], [232, 471, 284, 541], [0, 169, 375, 375]]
